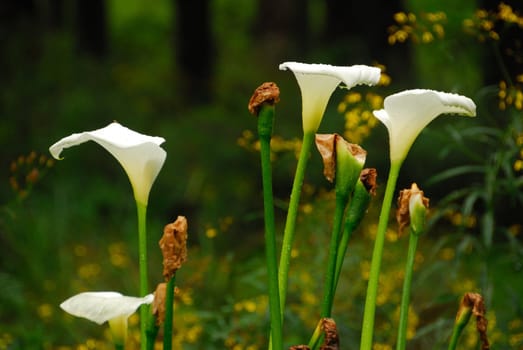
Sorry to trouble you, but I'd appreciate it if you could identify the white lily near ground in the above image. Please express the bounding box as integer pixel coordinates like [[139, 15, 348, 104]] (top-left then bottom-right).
[[49, 122, 166, 205], [60, 291, 154, 345], [279, 62, 382, 133], [373, 89, 477, 164]]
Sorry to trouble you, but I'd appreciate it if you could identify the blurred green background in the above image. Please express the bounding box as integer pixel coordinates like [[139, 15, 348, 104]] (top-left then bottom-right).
[[1, 0, 522, 349]]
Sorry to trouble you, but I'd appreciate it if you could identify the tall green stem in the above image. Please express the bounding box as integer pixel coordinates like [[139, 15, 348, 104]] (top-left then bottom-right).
[[258, 106, 283, 350], [320, 193, 348, 319], [396, 231, 419, 350], [163, 275, 176, 350], [278, 130, 316, 316], [136, 201, 149, 350], [360, 161, 401, 350]]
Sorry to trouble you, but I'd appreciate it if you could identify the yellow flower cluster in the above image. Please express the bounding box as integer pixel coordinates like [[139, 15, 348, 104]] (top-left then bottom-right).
[[499, 78, 523, 111], [388, 11, 446, 45], [237, 129, 302, 160], [463, 2, 523, 42], [444, 209, 477, 229], [338, 67, 390, 144]]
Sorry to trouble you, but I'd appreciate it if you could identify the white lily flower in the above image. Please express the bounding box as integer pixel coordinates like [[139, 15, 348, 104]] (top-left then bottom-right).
[[49, 122, 166, 205], [373, 89, 476, 164], [60, 291, 154, 344], [60, 291, 154, 325], [279, 62, 381, 133]]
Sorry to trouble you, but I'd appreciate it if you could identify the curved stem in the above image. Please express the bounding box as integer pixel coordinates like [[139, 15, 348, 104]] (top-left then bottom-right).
[[258, 107, 283, 350], [278, 130, 315, 317], [136, 201, 149, 350], [359, 161, 401, 350], [447, 316, 469, 350], [396, 231, 419, 350]]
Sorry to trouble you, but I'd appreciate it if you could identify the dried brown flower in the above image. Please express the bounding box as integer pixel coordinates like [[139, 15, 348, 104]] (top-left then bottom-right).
[[152, 283, 166, 325], [248, 82, 280, 116], [159, 216, 188, 280], [458, 292, 490, 350], [289, 318, 339, 350], [360, 168, 377, 195], [320, 318, 339, 350], [315, 133, 366, 183], [396, 183, 429, 236], [315, 134, 337, 182]]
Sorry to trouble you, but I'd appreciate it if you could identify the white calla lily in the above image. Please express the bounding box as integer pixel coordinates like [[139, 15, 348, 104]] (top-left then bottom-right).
[[60, 291, 154, 325], [373, 89, 476, 164], [49, 122, 166, 205], [60, 291, 154, 345], [279, 62, 381, 133]]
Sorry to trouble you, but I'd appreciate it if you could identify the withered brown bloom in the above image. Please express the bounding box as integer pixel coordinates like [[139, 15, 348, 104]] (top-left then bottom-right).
[[320, 318, 339, 350], [457, 292, 490, 350], [159, 216, 188, 280], [315, 134, 337, 182], [152, 283, 166, 325], [315, 133, 366, 183], [289, 318, 339, 350], [248, 82, 280, 116], [396, 183, 429, 235], [360, 168, 377, 196]]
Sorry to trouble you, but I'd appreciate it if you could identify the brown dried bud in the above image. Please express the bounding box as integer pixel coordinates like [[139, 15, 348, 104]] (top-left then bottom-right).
[[248, 82, 280, 116], [360, 168, 377, 195], [458, 292, 490, 350], [152, 283, 166, 325], [320, 318, 339, 350], [289, 346, 310, 350], [315, 134, 336, 182], [159, 216, 188, 280], [315, 134, 366, 183], [396, 183, 429, 236]]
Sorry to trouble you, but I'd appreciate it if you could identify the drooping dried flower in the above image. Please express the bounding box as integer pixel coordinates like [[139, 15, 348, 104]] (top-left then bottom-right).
[[159, 216, 188, 280], [152, 283, 167, 325], [457, 292, 490, 350]]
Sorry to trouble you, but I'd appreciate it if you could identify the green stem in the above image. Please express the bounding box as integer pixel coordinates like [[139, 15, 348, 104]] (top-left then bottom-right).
[[163, 275, 176, 350], [114, 343, 124, 350], [258, 105, 283, 350], [320, 193, 348, 319], [136, 201, 149, 350], [396, 231, 419, 350], [278, 130, 315, 318], [360, 161, 401, 350], [308, 319, 323, 350]]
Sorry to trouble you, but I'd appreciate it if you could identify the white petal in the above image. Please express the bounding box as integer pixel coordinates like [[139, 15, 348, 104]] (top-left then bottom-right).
[[60, 291, 154, 325], [374, 89, 476, 163], [280, 62, 381, 133], [49, 122, 167, 204]]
